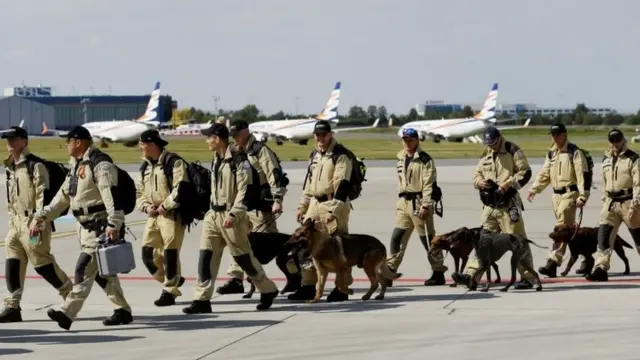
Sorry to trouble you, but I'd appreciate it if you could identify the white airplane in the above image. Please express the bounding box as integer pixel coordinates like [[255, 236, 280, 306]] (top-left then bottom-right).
[[0, 119, 25, 135], [247, 81, 380, 145], [396, 83, 530, 143], [41, 81, 163, 147]]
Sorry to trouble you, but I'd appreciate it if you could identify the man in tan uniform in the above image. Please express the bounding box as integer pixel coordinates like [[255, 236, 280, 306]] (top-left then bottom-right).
[[588, 129, 640, 281], [528, 123, 590, 277], [452, 126, 537, 290], [0, 126, 72, 323], [136, 130, 187, 306], [216, 120, 294, 295], [387, 127, 447, 286], [182, 123, 279, 314], [289, 120, 354, 302], [34, 126, 132, 330]]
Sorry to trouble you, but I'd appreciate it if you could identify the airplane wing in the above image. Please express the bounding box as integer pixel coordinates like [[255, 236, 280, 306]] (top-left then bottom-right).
[[40, 122, 69, 136], [0, 119, 25, 133], [494, 118, 531, 131], [333, 118, 380, 133]]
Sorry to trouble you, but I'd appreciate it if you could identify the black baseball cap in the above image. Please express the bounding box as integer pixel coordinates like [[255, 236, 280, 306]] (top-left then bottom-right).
[[201, 123, 229, 138], [139, 129, 168, 147], [229, 120, 249, 136], [549, 123, 567, 135], [313, 120, 332, 134], [608, 128, 624, 143], [482, 126, 501, 145], [0, 126, 28, 139], [62, 125, 92, 140]]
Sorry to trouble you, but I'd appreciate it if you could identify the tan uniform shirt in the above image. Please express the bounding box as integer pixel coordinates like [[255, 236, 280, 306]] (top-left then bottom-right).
[[602, 145, 640, 207], [241, 134, 287, 203], [529, 141, 589, 201], [299, 138, 352, 216], [210, 145, 254, 217], [135, 150, 188, 212], [396, 147, 436, 207], [473, 136, 532, 206], [44, 146, 125, 230], [4, 147, 49, 222]]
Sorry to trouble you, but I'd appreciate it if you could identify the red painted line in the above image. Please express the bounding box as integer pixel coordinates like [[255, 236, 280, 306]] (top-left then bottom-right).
[[3, 275, 640, 284]]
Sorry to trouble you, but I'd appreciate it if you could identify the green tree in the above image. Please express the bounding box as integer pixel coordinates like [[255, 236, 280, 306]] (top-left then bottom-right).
[[462, 105, 474, 118], [366, 105, 378, 119], [233, 104, 260, 123], [407, 108, 419, 122], [347, 105, 367, 120], [378, 105, 388, 118]]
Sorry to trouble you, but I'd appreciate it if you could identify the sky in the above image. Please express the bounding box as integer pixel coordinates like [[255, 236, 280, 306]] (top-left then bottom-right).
[[1, 0, 639, 115]]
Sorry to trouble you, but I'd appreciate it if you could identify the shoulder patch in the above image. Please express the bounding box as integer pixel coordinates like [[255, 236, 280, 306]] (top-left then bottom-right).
[[242, 161, 251, 170], [100, 162, 111, 172]]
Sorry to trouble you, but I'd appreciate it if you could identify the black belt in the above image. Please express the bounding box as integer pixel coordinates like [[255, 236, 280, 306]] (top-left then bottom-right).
[[553, 185, 578, 194], [398, 192, 421, 200], [210, 203, 227, 212], [72, 204, 106, 217], [315, 195, 332, 202], [607, 188, 633, 201]]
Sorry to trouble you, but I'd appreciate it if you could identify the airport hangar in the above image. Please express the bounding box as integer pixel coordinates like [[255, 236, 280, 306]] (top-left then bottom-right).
[[0, 85, 175, 135]]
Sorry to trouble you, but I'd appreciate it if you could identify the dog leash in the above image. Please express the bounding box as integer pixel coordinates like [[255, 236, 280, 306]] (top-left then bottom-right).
[[569, 207, 584, 242], [253, 212, 282, 232]]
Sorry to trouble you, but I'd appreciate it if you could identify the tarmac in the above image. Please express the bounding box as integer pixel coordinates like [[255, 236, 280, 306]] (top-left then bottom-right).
[[1, 159, 640, 359]]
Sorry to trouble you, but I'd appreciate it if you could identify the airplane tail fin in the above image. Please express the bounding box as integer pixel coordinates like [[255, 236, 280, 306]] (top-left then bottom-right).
[[473, 83, 498, 121], [41, 121, 48, 135], [314, 81, 341, 121], [136, 81, 161, 122], [18, 119, 24, 128]]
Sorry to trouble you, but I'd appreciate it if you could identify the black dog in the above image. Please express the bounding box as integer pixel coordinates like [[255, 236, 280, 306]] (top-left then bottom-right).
[[454, 229, 545, 292], [244, 231, 303, 298]]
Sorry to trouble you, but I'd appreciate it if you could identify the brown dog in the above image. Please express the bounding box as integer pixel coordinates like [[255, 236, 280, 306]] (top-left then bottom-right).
[[429, 227, 501, 286], [287, 218, 401, 302], [548, 225, 632, 276]]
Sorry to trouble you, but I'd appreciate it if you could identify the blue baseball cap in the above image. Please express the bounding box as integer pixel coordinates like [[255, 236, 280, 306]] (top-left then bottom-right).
[[482, 126, 501, 145], [401, 128, 418, 139]]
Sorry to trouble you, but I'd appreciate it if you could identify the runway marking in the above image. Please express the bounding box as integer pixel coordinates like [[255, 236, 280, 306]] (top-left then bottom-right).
[[0, 219, 147, 248], [195, 314, 296, 360], [3, 274, 640, 284]]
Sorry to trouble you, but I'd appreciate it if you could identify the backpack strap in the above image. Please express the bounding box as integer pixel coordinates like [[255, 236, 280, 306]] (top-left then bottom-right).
[[162, 152, 181, 192], [504, 141, 521, 156], [418, 151, 432, 164], [625, 149, 640, 163], [88, 149, 113, 183], [139, 162, 148, 181]]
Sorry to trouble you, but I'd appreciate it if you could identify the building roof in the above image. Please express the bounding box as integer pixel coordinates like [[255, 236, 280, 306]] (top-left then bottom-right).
[[7, 95, 154, 106]]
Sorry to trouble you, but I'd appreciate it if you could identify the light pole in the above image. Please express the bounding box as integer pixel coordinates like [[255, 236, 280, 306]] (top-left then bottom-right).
[[212, 96, 220, 116], [81, 98, 90, 124], [295, 96, 299, 115]]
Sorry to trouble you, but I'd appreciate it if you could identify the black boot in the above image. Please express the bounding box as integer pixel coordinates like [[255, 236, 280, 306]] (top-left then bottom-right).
[[514, 279, 534, 290], [424, 271, 446, 286], [326, 288, 349, 302], [538, 259, 558, 278], [215, 278, 244, 295], [575, 260, 589, 275], [257, 291, 279, 310], [103, 309, 133, 326], [287, 285, 316, 301], [586, 267, 608, 282], [280, 273, 301, 294], [182, 300, 212, 314], [0, 307, 22, 323], [154, 290, 176, 307], [47, 309, 72, 330]]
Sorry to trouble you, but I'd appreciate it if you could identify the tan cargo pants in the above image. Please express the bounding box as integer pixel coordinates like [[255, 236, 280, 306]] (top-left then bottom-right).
[[141, 213, 186, 296], [193, 210, 278, 300], [595, 199, 640, 270], [548, 191, 579, 264]]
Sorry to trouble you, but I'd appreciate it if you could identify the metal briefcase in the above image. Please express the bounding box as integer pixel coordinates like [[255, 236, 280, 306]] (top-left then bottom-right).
[[96, 237, 136, 277]]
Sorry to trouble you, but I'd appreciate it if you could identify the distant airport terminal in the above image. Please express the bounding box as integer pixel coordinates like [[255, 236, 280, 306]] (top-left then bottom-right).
[[422, 100, 617, 118], [0, 85, 176, 135]]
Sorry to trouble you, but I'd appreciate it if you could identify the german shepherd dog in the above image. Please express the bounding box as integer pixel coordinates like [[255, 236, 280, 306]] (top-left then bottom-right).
[[548, 225, 632, 277], [287, 218, 402, 303], [429, 226, 502, 286], [243, 231, 303, 299]]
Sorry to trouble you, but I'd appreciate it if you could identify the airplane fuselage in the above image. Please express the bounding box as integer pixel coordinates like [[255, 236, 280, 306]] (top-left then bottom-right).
[[83, 121, 154, 145], [250, 119, 339, 142], [399, 118, 487, 140]]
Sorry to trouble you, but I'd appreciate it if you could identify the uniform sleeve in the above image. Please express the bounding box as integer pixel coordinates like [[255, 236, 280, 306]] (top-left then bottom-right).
[[32, 162, 50, 211], [632, 157, 640, 208], [421, 158, 436, 207], [135, 171, 151, 213], [529, 155, 551, 194], [505, 149, 532, 190], [472, 155, 486, 189], [162, 159, 187, 210], [259, 147, 287, 203], [230, 159, 251, 217], [6, 172, 15, 224], [94, 161, 125, 230], [329, 154, 352, 216], [299, 157, 314, 211], [44, 175, 71, 221], [573, 149, 590, 202]]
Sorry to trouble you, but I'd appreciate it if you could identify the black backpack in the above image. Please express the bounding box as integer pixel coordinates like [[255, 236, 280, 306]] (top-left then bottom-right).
[[140, 153, 211, 228], [246, 141, 290, 189], [308, 144, 367, 201], [88, 150, 136, 215], [547, 143, 594, 191], [417, 151, 443, 218], [227, 151, 262, 212]]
